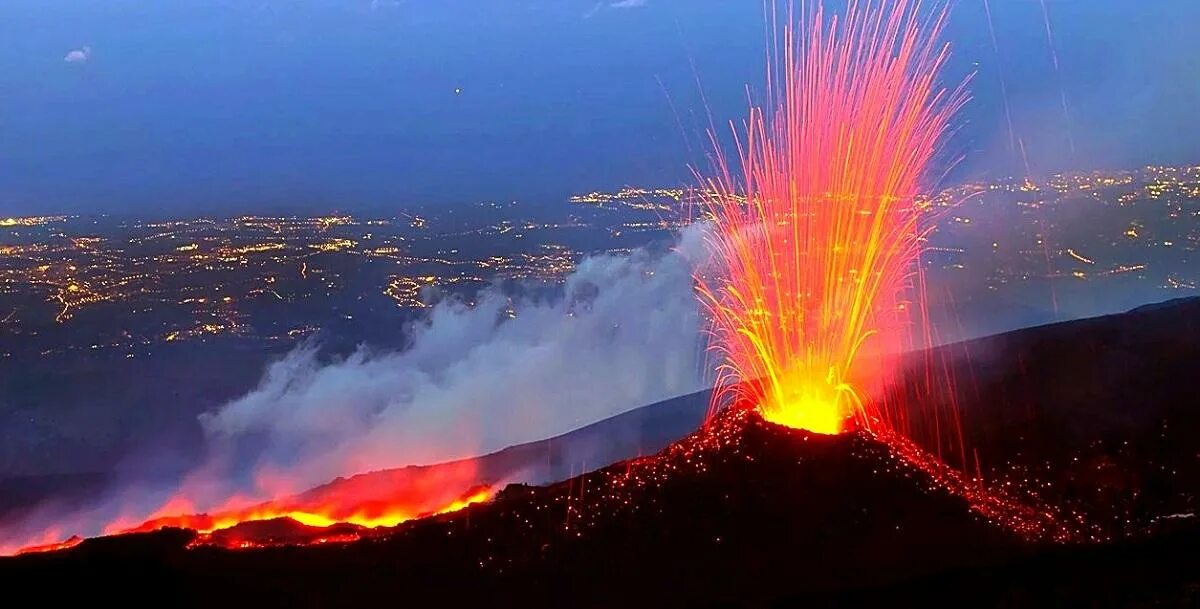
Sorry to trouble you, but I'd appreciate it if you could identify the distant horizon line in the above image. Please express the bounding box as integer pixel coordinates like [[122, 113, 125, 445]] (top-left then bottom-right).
[[2, 162, 1197, 221]]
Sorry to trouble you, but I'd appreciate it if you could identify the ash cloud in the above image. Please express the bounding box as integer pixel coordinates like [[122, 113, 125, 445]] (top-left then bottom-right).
[[176, 228, 708, 502]]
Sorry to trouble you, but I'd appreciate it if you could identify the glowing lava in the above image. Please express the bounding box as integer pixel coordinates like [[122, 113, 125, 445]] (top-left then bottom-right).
[[7, 459, 494, 555], [696, 0, 968, 435], [105, 460, 496, 549], [14, 535, 83, 556], [116, 486, 493, 540]]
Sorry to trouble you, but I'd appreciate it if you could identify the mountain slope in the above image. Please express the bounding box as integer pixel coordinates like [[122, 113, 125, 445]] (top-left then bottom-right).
[[4, 298, 1200, 607]]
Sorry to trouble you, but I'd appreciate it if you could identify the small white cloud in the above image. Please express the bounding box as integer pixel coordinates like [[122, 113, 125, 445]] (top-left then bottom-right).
[[583, 2, 604, 19], [64, 46, 91, 64], [585, 0, 647, 18], [369, 0, 402, 11]]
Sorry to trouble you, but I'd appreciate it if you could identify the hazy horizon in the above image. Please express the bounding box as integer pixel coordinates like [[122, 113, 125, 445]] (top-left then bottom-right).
[[1, 0, 1197, 216]]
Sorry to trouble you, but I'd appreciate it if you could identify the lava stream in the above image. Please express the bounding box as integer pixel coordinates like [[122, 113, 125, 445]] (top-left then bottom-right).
[[9, 459, 495, 554]]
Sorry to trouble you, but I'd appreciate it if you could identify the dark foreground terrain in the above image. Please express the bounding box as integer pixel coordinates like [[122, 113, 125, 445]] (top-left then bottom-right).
[[2, 298, 1200, 608]]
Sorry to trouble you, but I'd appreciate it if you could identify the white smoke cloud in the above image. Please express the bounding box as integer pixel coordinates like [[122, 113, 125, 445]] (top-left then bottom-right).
[[63, 46, 91, 64], [195, 228, 708, 498]]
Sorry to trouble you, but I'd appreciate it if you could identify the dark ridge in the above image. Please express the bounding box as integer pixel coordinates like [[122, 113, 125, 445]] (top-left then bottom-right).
[[0, 412, 1032, 607], [3, 298, 1200, 607], [892, 296, 1200, 536]]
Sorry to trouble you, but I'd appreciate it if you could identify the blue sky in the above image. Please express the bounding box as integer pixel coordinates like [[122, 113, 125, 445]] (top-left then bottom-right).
[[0, 0, 1197, 215]]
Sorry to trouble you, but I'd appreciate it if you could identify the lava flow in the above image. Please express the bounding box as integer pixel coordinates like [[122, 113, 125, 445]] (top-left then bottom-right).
[[118, 462, 493, 549], [117, 486, 493, 548], [695, 0, 969, 436], [10, 459, 494, 554], [13, 536, 83, 556]]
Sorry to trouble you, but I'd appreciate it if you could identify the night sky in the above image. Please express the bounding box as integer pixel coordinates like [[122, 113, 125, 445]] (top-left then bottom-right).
[[0, 0, 1196, 215]]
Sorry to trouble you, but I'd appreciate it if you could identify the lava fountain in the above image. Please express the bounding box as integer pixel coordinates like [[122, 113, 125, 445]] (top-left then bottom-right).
[[696, 0, 968, 435]]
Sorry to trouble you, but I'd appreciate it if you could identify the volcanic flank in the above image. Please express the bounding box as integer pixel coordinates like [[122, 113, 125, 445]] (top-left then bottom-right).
[[0, 409, 1044, 607], [4, 299, 1200, 607]]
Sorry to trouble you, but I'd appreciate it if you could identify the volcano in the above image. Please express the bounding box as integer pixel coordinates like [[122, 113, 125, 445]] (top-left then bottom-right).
[[2, 298, 1200, 607], [1, 411, 1033, 607]]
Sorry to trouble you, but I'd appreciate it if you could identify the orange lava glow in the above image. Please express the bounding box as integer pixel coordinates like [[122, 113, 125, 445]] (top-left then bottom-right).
[[111, 458, 496, 545], [10, 459, 494, 555], [14, 535, 83, 556], [696, 0, 968, 435], [119, 485, 493, 538]]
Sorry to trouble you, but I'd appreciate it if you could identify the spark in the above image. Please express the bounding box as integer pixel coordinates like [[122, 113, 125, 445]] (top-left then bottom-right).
[[1038, 0, 1075, 154], [982, 0, 1017, 154]]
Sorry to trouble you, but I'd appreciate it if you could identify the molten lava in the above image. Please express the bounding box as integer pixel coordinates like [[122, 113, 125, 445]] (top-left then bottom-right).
[[7, 459, 494, 555], [14, 535, 83, 556], [696, 0, 968, 435], [105, 461, 496, 549], [116, 486, 492, 541]]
